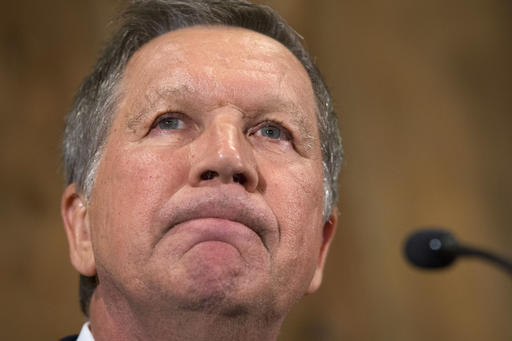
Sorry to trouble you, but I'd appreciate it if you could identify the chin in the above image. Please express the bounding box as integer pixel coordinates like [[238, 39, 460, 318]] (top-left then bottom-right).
[[170, 265, 276, 318]]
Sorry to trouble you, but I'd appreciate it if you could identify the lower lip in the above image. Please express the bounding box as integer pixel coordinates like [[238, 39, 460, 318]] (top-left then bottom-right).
[[186, 240, 241, 260], [168, 217, 257, 249]]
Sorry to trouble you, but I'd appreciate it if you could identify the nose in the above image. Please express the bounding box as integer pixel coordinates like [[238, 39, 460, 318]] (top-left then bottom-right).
[[188, 115, 259, 192]]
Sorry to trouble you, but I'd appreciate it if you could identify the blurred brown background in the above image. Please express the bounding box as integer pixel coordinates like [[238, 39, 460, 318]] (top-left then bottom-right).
[[1, 0, 511, 340]]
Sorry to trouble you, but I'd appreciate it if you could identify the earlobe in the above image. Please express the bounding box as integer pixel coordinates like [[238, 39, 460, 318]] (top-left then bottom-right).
[[61, 184, 96, 277], [307, 208, 337, 294]]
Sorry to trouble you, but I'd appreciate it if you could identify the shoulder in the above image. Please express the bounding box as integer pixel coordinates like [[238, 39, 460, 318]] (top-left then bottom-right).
[[59, 335, 78, 341]]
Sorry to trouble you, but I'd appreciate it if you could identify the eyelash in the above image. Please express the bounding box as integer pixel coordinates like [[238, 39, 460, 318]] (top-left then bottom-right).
[[149, 114, 293, 142], [150, 112, 187, 130], [249, 120, 293, 141]]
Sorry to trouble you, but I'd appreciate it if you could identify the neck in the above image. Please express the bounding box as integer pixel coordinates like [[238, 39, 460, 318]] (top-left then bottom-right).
[[88, 287, 284, 341]]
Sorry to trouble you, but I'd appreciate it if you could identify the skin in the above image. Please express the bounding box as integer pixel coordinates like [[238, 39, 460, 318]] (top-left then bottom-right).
[[62, 26, 337, 341]]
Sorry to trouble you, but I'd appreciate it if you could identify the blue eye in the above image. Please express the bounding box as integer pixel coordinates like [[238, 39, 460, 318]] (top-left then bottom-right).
[[259, 125, 281, 139], [157, 117, 184, 130]]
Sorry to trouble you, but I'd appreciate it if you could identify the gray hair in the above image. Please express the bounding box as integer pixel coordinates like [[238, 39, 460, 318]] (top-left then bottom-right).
[[63, 0, 343, 317]]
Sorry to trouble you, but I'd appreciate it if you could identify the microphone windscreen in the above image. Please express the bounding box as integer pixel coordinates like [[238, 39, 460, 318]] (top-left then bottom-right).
[[404, 229, 457, 269]]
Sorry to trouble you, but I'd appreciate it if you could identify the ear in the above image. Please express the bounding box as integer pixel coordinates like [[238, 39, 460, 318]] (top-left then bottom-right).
[[61, 184, 96, 277], [307, 208, 337, 294]]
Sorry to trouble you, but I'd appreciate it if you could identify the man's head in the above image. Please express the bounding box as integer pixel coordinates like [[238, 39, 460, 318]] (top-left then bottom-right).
[[61, 0, 342, 337]]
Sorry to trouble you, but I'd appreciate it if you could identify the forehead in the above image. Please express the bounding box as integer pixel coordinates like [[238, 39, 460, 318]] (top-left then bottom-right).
[[119, 26, 316, 116]]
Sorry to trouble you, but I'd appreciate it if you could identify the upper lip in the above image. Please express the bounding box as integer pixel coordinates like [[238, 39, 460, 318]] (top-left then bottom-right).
[[162, 187, 278, 250]]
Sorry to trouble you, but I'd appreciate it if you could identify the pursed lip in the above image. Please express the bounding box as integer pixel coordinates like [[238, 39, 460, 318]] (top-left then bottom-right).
[[161, 188, 278, 251]]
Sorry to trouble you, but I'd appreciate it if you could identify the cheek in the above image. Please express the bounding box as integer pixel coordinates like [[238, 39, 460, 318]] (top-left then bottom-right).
[[89, 145, 191, 270], [260, 156, 324, 255], [259, 156, 325, 301]]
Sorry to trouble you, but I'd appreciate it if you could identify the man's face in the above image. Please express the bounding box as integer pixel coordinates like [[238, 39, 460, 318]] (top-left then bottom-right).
[[64, 26, 335, 317]]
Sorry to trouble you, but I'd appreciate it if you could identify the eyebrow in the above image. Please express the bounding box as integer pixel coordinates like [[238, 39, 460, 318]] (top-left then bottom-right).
[[253, 99, 316, 135], [126, 85, 193, 131], [125, 84, 317, 149], [289, 110, 316, 152]]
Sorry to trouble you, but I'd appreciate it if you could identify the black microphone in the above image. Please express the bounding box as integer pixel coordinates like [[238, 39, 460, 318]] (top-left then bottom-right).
[[404, 228, 512, 276]]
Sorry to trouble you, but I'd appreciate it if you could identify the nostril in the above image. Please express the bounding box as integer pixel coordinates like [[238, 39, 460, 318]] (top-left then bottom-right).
[[199, 170, 248, 185], [200, 170, 219, 181], [232, 173, 246, 185]]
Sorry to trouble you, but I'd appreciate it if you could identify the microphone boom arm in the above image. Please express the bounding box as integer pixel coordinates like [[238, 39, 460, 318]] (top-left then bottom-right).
[[455, 244, 512, 275]]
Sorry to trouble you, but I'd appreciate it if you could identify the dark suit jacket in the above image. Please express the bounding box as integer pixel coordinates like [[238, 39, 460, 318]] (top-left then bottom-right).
[[60, 335, 78, 341]]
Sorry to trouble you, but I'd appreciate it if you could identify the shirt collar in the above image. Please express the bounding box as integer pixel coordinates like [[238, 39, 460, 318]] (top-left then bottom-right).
[[77, 322, 94, 341]]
